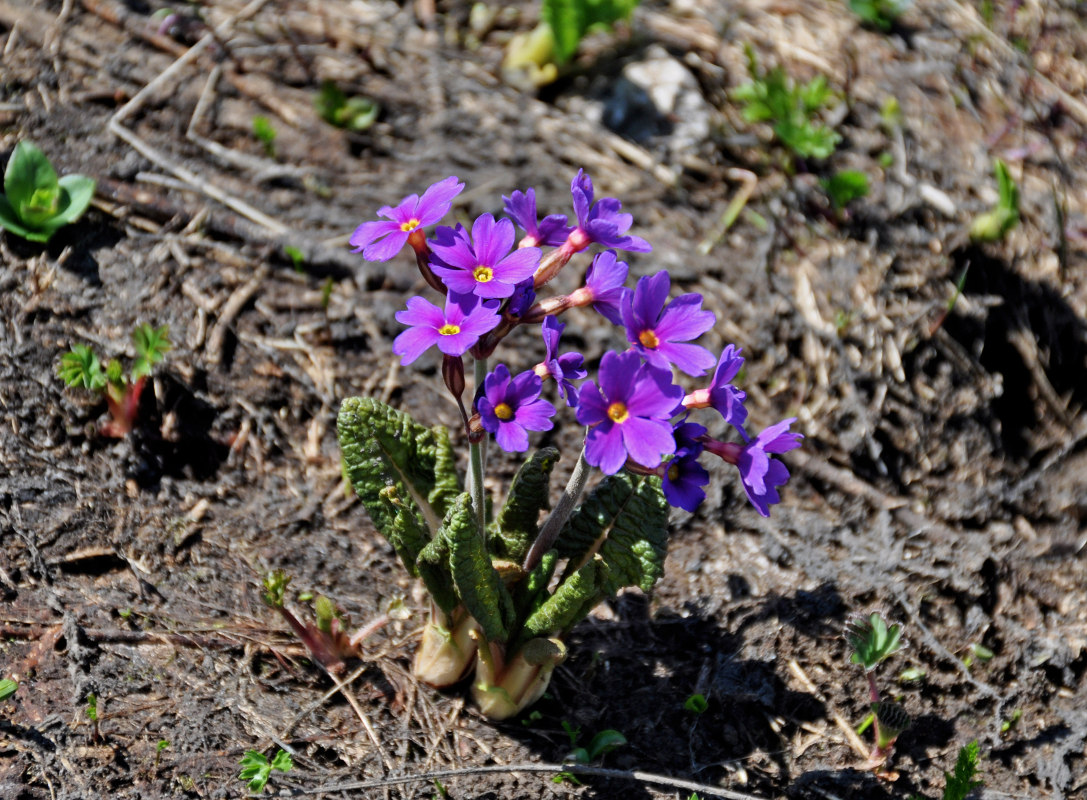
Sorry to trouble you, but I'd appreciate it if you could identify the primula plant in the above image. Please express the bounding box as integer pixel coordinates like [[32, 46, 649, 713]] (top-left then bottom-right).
[[0, 141, 96, 243], [57, 324, 171, 437], [846, 611, 910, 772], [335, 169, 801, 718]]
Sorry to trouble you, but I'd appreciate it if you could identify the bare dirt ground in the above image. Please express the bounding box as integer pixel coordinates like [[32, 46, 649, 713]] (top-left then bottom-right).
[[2, 0, 1086, 798]]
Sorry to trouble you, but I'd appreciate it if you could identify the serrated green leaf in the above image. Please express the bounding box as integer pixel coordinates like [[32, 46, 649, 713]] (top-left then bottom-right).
[[58, 344, 107, 390], [489, 447, 559, 562], [338, 397, 461, 547], [555, 473, 668, 595], [131, 323, 171, 380], [446, 492, 514, 643], [943, 740, 982, 800]]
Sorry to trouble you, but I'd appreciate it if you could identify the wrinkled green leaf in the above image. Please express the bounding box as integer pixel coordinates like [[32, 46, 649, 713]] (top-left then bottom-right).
[[513, 549, 558, 620], [555, 473, 668, 595], [446, 492, 514, 643], [338, 397, 461, 546], [416, 525, 460, 615], [378, 486, 431, 577], [489, 447, 559, 562], [516, 558, 602, 649]]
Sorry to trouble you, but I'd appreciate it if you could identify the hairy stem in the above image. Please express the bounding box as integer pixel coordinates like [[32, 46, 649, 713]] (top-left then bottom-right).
[[469, 356, 488, 539], [522, 446, 591, 572]]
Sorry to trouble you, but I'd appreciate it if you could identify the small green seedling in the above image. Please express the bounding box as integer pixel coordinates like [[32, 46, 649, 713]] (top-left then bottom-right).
[[910, 740, 983, 800], [284, 244, 306, 273], [565, 724, 627, 764], [251, 116, 277, 158], [822, 170, 870, 211], [846, 612, 909, 772], [0, 678, 17, 701], [962, 642, 994, 670], [732, 47, 841, 161], [503, 0, 641, 86], [58, 324, 171, 438], [0, 141, 96, 243], [315, 81, 379, 132], [85, 693, 101, 742], [238, 749, 292, 793], [1000, 709, 1022, 735], [683, 693, 709, 714], [849, 0, 911, 31], [970, 158, 1019, 242], [155, 739, 170, 769], [262, 570, 357, 674]]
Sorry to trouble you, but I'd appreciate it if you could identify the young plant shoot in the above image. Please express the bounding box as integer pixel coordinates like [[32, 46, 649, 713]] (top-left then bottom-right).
[[0, 141, 96, 243], [335, 169, 801, 718], [58, 324, 171, 437], [846, 611, 910, 771]]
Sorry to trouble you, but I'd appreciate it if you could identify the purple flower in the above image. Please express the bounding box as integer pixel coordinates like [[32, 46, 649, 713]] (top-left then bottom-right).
[[430, 214, 541, 299], [684, 345, 748, 430], [392, 293, 500, 365], [350, 176, 463, 262], [737, 418, 802, 516], [478, 364, 556, 452], [584, 250, 630, 325], [503, 188, 572, 248], [661, 421, 710, 512], [621, 271, 717, 376], [567, 169, 651, 253], [507, 278, 537, 317], [576, 350, 684, 474], [537, 316, 587, 406]]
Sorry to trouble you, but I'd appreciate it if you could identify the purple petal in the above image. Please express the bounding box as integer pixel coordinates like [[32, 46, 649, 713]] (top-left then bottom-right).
[[495, 421, 530, 453], [541, 316, 564, 359], [620, 416, 676, 468], [632, 272, 671, 329], [516, 398, 556, 431], [470, 214, 501, 264], [503, 189, 538, 235], [393, 327, 438, 365], [350, 219, 400, 252], [599, 350, 640, 404], [657, 341, 717, 377], [364, 230, 411, 262], [492, 246, 541, 283], [396, 296, 446, 328], [575, 381, 608, 426], [655, 294, 716, 341], [585, 424, 627, 474], [759, 418, 803, 454], [415, 176, 464, 225]]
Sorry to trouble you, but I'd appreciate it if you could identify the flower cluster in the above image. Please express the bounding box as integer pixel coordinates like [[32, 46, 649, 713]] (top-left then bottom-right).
[[351, 171, 800, 516]]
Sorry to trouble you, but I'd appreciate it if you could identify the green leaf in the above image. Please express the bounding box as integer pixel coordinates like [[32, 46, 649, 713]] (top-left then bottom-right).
[[415, 525, 460, 615], [270, 749, 293, 774], [542, 0, 586, 64], [54, 174, 97, 226], [489, 447, 559, 562], [942, 741, 982, 800], [446, 493, 514, 643], [555, 473, 668, 595], [516, 558, 602, 648], [821, 170, 870, 210], [684, 693, 709, 714], [4, 141, 59, 220], [338, 396, 461, 547], [378, 485, 431, 577], [238, 751, 272, 792], [0, 678, 17, 701], [846, 612, 905, 671], [131, 323, 171, 381], [512, 549, 558, 620], [58, 344, 107, 390], [586, 729, 627, 760], [0, 194, 52, 242]]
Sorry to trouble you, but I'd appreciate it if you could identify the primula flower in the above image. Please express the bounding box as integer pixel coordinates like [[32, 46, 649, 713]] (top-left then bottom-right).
[[392, 294, 499, 365], [661, 422, 710, 513], [577, 351, 683, 475], [683, 345, 748, 430], [478, 364, 556, 452], [622, 271, 717, 376], [535, 316, 587, 406], [504, 188, 572, 248], [703, 418, 802, 516], [566, 169, 652, 254], [430, 214, 541, 299], [583, 250, 630, 325], [350, 176, 463, 262]]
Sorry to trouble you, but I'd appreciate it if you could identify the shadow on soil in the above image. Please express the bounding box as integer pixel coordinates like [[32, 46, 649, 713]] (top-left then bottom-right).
[[486, 584, 852, 799]]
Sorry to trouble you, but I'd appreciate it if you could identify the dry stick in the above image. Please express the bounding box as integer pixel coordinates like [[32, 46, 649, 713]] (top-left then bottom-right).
[[206, 268, 267, 366], [297, 762, 766, 799], [786, 659, 869, 761], [328, 669, 394, 775]]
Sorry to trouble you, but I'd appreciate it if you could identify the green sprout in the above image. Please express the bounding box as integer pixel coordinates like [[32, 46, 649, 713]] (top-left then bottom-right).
[[85, 693, 99, 723], [970, 158, 1019, 242], [261, 571, 357, 674], [58, 324, 171, 438], [732, 46, 841, 161], [155, 739, 170, 769], [846, 611, 905, 672], [1000, 709, 1022, 735], [0, 678, 17, 701], [251, 116, 277, 158], [315, 81, 379, 132], [942, 741, 983, 800], [284, 244, 306, 273], [821, 170, 870, 212], [564, 725, 627, 764], [503, 0, 641, 87], [238, 749, 293, 793], [683, 693, 709, 714], [0, 141, 96, 243], [849, 0, 911, 31]]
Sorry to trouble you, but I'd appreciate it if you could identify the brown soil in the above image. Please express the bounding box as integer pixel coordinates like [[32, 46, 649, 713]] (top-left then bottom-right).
[[2, 1, 1086, 798]]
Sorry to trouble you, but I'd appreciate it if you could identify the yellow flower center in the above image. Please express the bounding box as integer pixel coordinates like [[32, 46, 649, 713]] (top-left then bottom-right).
[[400, 218, 421, 232], [667, 463, 680, 481], [607, 402, 629, 423], [494, 402, 514, 420], [438, 323, 461, 336], [473, 265, 494, 283], [638, 329, 660, 349]]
